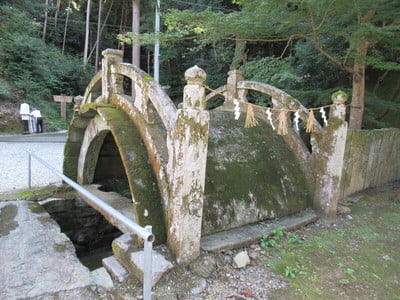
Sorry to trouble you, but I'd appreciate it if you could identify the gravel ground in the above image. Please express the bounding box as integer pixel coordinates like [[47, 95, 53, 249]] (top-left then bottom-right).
[[114, 245, 288, 300], [0, 133, 289, 299], [0, 134, 65, 192]]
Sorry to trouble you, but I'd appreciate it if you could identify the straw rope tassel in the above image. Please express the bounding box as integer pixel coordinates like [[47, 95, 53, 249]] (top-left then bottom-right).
[[277, 110, 288, 135], [306, 109, 316, 133], [244, 104, 258, 128]]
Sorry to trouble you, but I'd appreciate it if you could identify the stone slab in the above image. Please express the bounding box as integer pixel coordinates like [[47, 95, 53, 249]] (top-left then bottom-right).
[[200, 210, 318, 252], [102, 255, 129, 282], [79, 184, 136, 233], [91, 267, 114, 289], [129, 250, 174, 286], [0, 200, 93, 299]]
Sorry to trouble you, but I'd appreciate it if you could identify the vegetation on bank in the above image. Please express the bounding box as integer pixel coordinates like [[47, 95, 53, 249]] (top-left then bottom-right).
[[265, 186, 400, 299], [0, 1, 399, 134]]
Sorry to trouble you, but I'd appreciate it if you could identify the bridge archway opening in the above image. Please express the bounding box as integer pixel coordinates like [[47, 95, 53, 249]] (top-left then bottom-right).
[[93, 132, 131, 198]]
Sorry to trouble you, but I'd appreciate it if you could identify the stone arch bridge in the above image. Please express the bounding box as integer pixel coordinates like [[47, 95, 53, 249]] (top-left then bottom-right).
[[64, 49, 347, 264]]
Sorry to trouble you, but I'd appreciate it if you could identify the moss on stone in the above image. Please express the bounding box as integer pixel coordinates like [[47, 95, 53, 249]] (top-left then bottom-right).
[[54, 243, 67, 252], [28, 202, 46, 214], [203, 110, 312, 234], [97, 107, 167, 243]]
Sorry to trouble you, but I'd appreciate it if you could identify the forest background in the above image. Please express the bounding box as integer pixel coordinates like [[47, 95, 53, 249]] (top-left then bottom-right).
[[0, 0, 399, 133]]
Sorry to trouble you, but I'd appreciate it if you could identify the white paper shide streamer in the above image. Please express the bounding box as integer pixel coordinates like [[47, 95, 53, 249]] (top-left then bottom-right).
[[294, 110, 300, 131], [233, 99, 241, 120], [320, 107, 328, 126], [266, 108, 275, 130]]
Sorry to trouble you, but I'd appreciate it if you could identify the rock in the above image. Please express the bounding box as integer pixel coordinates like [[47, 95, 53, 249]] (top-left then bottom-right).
[[91, 267, 114, 289], [233, 251, 250, 268], [129, 250, 174, 286], [189, 278, 207, 295], [337, 205, 351, 215], [0, 200, 93, 300], [190, 255, 217, 278], [102, 255, 129, 282]]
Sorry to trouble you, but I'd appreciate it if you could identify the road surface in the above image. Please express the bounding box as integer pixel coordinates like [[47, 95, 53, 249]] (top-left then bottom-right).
[[0, 132, 66, 192]]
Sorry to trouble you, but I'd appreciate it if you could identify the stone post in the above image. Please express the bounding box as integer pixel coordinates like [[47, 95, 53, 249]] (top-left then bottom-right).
[[101, 49, 124, 102], [73, 96, 83, 114], [313, 91, 348, 218], [226, 70, 244, 102], [167, 66, 210, 264]]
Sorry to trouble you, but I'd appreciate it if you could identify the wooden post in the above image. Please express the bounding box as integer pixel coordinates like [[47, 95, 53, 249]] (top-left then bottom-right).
[[53, 95, 73, 120]]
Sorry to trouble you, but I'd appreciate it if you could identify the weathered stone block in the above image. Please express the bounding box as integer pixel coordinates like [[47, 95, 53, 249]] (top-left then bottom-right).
[[102, 255, 129, 283], [129, 249, 174, 286]]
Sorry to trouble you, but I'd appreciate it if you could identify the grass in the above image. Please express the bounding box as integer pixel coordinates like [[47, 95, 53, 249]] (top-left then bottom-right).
[[0, 185, 59, 201], [266, 187, 400, 300]]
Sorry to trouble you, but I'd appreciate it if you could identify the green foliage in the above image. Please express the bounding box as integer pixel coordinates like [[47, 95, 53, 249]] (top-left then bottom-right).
[[287, 233, 304, 245], [0, 4, 93, 130], [268, 189, 400, 299], [284, 265, 296, 278], [161, 0, 400, 128], [260, 227, 284, 249], [291, 40, 346, 90], [240, 56, 299, 89]]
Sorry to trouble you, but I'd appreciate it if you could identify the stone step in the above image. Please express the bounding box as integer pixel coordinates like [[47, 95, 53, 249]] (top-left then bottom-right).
[[102, 256, 129, 283], [129, 249, 174, 286], [90, 267, 114, 289], [112, 234, 174, 286], [200, 210, 318, 253]]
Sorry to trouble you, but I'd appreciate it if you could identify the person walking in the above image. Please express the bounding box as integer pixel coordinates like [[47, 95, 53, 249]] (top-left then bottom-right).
[[30, 109, 43, 133]]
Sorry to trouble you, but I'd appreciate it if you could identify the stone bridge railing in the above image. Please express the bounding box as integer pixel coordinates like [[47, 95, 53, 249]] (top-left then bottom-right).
[[68, 49, 210, 264], [207, 70, 348, 219]]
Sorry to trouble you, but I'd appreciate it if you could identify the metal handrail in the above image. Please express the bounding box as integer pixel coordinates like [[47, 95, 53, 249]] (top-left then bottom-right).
[[28, 151, 153, 300]]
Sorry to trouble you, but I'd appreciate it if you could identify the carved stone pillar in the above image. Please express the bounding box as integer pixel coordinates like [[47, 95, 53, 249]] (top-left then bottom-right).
[[167, 66, 210, 264]]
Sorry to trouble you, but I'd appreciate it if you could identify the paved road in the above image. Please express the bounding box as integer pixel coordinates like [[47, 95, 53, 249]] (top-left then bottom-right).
[[0, 132, 66, 192]]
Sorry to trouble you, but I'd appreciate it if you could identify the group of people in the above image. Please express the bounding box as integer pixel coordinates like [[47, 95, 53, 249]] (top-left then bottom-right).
[[19, 103, 43, 134]]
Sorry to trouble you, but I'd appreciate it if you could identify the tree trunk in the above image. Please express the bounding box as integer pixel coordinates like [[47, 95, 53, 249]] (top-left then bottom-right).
[[119, 0, 129, 51], [95, 0, 104, 72], [61, 1, 71, 55], [83, 0, 91, 64], [349, 40, 369, 129], [54, 0, 61, 27], [230, 40, 247, 70], [42, 0, 49, 41], [391, 78, 400, 102]]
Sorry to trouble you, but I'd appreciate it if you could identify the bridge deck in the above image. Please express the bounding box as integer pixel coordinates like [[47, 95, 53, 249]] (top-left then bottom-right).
[[79, 184, 137, 233]]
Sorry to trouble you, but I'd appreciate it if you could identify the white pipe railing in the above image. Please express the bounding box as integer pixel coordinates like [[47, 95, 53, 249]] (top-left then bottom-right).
[[28, 151, 153, 300]]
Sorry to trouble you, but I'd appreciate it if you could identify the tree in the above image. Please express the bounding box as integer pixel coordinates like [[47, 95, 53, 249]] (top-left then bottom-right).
[[162, 0, 400, 128], [0, 4, 93, 104], [42, 0, 49, 40]]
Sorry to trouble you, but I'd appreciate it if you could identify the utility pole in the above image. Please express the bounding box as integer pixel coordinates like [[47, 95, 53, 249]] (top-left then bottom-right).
[[132, 0, 140, 67], [154, 0, 160, 82], [131, 0, 140, 98], [95, 0, 104, 71], [83, 0, 91, 64]]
